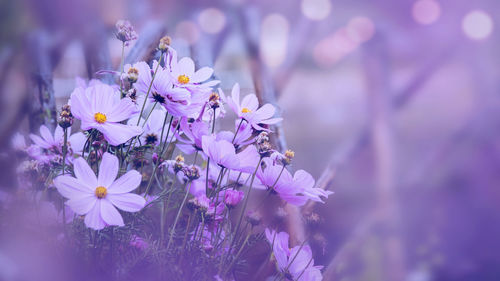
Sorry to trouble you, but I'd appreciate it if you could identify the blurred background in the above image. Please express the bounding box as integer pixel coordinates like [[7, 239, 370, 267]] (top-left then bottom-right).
[[0, 0, 499, 280]]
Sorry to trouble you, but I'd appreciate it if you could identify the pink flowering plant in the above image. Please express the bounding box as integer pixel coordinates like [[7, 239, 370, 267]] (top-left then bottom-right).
[[11, 20, 332, 281]]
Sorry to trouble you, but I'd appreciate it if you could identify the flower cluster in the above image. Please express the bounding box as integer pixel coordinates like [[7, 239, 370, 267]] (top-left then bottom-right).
[[11, 20, 332, 281]]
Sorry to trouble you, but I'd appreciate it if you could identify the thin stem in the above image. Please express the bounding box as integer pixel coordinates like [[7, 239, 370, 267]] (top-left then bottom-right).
[[166, 181, 193, 250], [232, 118, 244, 144], [223, 230, 252, 275], [136, 55, 163, 126], [229, 157, 263, 252], [141, 101, 158, 127], [119, 42, 125, 93]]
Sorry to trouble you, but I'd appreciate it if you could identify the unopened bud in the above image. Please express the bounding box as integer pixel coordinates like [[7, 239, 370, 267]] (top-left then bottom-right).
[[127, 67, 139, 83], [58, 105, 73, 129], [256, 132, 273, 157], [182, 165, 200, 181], [208, 92, 220, 109], [158, 36, 171, 52]]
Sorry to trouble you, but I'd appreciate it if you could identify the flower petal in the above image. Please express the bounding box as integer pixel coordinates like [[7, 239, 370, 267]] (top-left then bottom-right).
[[53, 175, 93, 199], [100, 199, 124, 227], [29, 134, 50, 149], [84, 200, 106, 230], [191, 67, 213, 83], [107, 193, 146, 212], [73, 157, 98, 186], [39, 125, 54, 144], [97, 152, 119, 187], [108, 170, 141, 194], [66, 195, 96, 215], [106, 98, 138, 122], [98, 123, 142, 146]]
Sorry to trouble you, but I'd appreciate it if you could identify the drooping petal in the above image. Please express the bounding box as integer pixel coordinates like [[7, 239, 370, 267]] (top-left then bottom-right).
[[97, 153, 119, 187], [107, 193, 146, 212], [73, 157, 98, 186], [84, 200, 106, 230], [66, 195, 96, 215], [108, 170, 141, 194], [53, 175, 93, 198], [293, 170, 315, 190], [100, 199, 124, 227], [98, 123, 142, 146]]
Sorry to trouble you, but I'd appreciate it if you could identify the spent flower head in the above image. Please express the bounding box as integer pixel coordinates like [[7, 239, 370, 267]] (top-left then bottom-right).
[[115, 19, 138, 46]]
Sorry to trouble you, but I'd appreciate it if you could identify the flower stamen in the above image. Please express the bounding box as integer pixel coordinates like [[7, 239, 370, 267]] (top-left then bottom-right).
[[95, 186, 107, 199], [241, 107, 251, 113], [177, 75, 190, 84], [94, 112, 107, 124]]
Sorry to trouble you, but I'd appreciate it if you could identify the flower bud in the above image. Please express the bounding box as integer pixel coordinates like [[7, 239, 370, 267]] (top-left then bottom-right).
[[158, 36, 171, 52], [256, 132, 273, 157], [115, 20, 138, 46], [127, 67, 139, 83], [58, 105, 73, 129], [174, 154, 185, 173], [208, 92, 220, 109], [182, 165, 200, 181], [224, 190, 244, 207]]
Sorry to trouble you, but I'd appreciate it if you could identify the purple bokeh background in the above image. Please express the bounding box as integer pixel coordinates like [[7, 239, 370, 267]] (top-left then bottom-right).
[[0, 0, 499, 280]]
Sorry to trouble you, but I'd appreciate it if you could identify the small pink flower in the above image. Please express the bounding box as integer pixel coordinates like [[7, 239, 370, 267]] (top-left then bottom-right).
[[224, 190, 244, 207]]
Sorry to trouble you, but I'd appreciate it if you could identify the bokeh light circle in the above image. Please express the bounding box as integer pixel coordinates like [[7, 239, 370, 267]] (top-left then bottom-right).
[[175, 21, 200, 45], [346, 16, 375, 43], [412, 0, 441, 25], [462, 10, 494, 40], [198, 8, 226, 34], [301, 0, 331, 21], [260, 13, 289, 68]]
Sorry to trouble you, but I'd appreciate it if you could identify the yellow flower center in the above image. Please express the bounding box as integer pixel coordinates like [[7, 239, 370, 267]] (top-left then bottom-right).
[[94, 112, 107, 124], [177, 74, 190, 84], [95, 186, 107, 199], [241, 107, 251, 113]]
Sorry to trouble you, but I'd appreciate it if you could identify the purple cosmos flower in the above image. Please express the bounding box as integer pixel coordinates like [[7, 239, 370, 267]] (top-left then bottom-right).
[[53, 152, 146, 230], [167, 52, 219, 90], [133, 61, 194, 117], [256, 159, 308, 206], [226, 83, 283, 131], [265, 229, 323, 281], [176, 118, 209, 154], [201, 135, 240, 170], [70, 83, 142, 146]]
